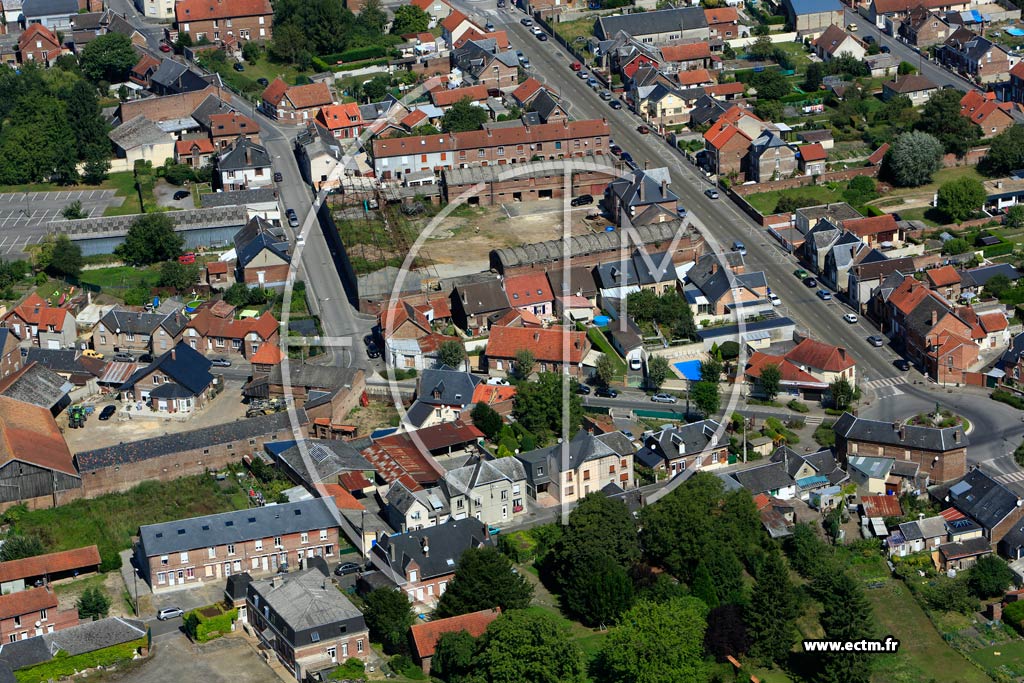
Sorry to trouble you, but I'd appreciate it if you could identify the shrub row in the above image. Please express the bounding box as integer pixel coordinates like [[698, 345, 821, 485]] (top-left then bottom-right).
[[16, 637, 147, 683], [992, 389, 1024, 410], [183, 606, 237, 643]]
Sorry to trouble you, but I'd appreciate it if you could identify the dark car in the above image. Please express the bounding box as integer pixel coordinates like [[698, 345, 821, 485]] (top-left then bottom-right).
[[173, 190, 190, 201], [98, 405, 116, 421], [570, 194, 593, 207], [803, 276, 818, 288], [621, 152, 634, 166], [595, 386, 618, 398], [863, 35, 875, 44], [894, 358, 911, 371], [537, 33, 548, 41], [335, 562, 361, 576], [610, 100, 622, 109], [880, 45, 890, 53], [637, 124, 650, 134], [610, 144, 622, 156], [257, 77, 269, 87], [366, 340, 381, 358], [210, 357, 232, 367], [273, 171, 283, 182], [576, 383, 591, 395], [138, 353, 153, 364], [233, 62, 244, 71], [497, 0, 505, 6]]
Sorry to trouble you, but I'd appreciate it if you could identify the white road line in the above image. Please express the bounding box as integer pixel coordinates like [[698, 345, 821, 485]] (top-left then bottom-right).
[[0, 237, 9, 248]]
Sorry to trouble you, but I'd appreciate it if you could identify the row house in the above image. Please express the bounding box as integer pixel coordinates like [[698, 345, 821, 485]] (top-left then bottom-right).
[[702, 106, 765, 177], [315, 103, 364, 140], [948, 468, 1024, 557], [747, 130, 797, 183], [516, 430, 634, 504], [183, 308, 279, 359], [868, 0, 969, 26], [371, 118, 611, 180], [594, 7, 708, 45], [0, 587, 78, 643], [834, 412, 967, 484], [406, 366, 481, 429], [175, 138, 216, 167], [1, 293, 76, 350], [260, 79, 333, 124], [451, 39, 518, 89], [134, 499, 342, 593], [639, 420, 726, 477], [483, 325, 591, 379], [175, 0, 272, 43], [704, 7, 738, 40], [0, 329, 22, 380], [93, 308, 188, 358], [442, 457, 527, 526], [233, 216, 291, 288], [440, 9, 481, 49], [938, 28, 1012, 84]]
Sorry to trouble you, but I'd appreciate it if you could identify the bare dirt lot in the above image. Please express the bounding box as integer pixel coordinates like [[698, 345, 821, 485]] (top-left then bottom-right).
[[110, 634, 282, 683]]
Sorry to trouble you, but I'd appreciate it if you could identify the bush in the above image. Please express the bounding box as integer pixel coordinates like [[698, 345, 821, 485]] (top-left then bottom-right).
[[389, 654, 425, 679], [16, 637, 146, 683], [328, 658, 367, 680], [1004, 601, 1024, 635], [813, 422, 836, 448], [183, 605, 237, 642], [992, 389, 1024, 410], [787, 399, 809, 413]]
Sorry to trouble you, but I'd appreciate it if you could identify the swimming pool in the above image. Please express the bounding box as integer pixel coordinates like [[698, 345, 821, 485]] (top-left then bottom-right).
[[673, 359, 702, 381]]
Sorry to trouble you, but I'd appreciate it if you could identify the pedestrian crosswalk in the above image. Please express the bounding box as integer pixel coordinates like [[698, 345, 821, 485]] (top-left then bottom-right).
[[997, 470, 1024, 486], [862, 376, 905, 390]]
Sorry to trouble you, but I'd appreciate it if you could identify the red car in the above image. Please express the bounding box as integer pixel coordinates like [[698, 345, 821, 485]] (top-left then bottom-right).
[[178, 253, 196, 264], [570, 62, 582, 71], [159, 42, 172, 52], [637, 124, 650, 134]]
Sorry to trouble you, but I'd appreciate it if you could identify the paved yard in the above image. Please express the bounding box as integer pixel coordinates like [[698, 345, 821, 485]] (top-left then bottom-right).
[[0, 190, 124, 257], [126, 633, 282, 683]]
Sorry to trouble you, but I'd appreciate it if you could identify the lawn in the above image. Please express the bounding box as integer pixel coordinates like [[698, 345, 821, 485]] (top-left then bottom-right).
[[744, 183, 847, 215], [8, 475, 248, 571], [971, 640, 1024, 679], [585, 326, 627, 379], [884, 166, 987, 198], [78, 265, 161, 296], [553, 18, 597, 57], [772, 41, 811, 71], [200, 54, 309, 98]]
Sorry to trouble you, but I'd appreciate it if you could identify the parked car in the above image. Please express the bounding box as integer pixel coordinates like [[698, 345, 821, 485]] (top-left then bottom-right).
[[610, 144, 623, 156], [863, 35, 875, 44], [521, 17, 533, 25], [82, 349, 103, 359], [173, 190, 190, 201], [570, 194, 593, 207], [571, 62, 582, 71], [520, 57, 530, 68], [538, 32, 548, 41], [286, 209, 299, 228], [233, 62, 244, 71], [803, 277, 818, 288], [138, 353, 153, 364], [842, 312, 858, 323], [485, 21, 495, 30], [210, 357, 232, 367], [98, 405, 116, 421], [112, 352, 135, 363], [600, 90, 612, 100], [365, 339, 381, 358], [880, 45, 890, 53], [817, 289, 832, 301], [157, 607, 184, 621], [651, 393, 677, 404], [867, 335, 885, 347], [497, 0, 505, 7], [894, 358, 911, 371], [629, 357, 642, 371], [768, 292, 781, 306], [847, 22, 858, 31], [257, 77, 269, 87], [273, 171, 283, 182], [637, 124, 650, 134], [610, 100, 622, 109], [178, 252, 196, 264], [577, 70, 588, 79], [335, 562, 361, 576], [731, 240, 746, 255], [794, 268, 809, 279], [704, 188, 719, 199], [576, 383, 591, 395], [159, 42, 172, 52], [595, 386, 618, 398]]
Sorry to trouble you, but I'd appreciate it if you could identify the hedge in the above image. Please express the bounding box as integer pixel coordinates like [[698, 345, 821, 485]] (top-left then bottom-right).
[[320, 45, 389, 63], [183, 606, 238, 643], [983, 241, 1014, 258], [1004, 601, 1024, 634], [992, 389, 1024, 410], [15, 637, 147, 683]]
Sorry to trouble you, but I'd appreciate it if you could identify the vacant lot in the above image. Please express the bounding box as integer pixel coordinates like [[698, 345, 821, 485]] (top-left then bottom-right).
[[744, 184, 846, 215], [9, 476, 248, 571], [78, 264, 162, 296]]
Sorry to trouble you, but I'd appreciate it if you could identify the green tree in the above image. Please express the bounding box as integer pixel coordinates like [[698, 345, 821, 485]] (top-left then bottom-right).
[[513, 373, 581, 441], [438, 339, 466, 369], [647, 355, 670, 389], [362, 74, 391, 102], [917, 88, 980, 156], [759, 363, 781, 401], [61, 200, 87, 220], [937, 176, 986, 223], [442, 97, 489, 133], [47, 235, 82, 279], [596, 597, 708, 683], [80, 33, 137, 83], [886, 130, 943, 187], [356, 0, 387, 34], [813, 571, 875, 683], [268, 22, 312, 69], [0, 535, 44, 561], [748, 35, 775, 60], [829, 376, 855, 411], [432, 630, 477, 683], [898, 61, 916, 75], [967, 555, 1014, 599], [747, 547, 799, 664], [785, 523, 832, 579], [691, 380, 719, 417], [1007, 204, 1024, 228], [76, 587, 111, 620], [984, 273, 1012, 299], [704, 542, 745, 605], [689, 561, 719, 608], [62, 79, 109, 161], [558, 493, 639, 568], [627, 288, 659, 321], [473, 610, 586, 683], [435, 547, 533, 618], [241, 41, 260, 64], [114, 213, 184, 266], [82, 151, 111, 185], [363, 588, 414, 654], [984, 125, 1024, 176], [513, 349, 535, 379], [157, 260, 200, 291], [942, 237, 970, 255], [562, 547, 634, 626], [471, 401, 502, 440], [803, 61, 824, 91], [705, 603, 750, 661], [750, 69, 790, 100], [596, 353, 617, 387], [701, 355, 722, 383], [390, 4, 431, 35]]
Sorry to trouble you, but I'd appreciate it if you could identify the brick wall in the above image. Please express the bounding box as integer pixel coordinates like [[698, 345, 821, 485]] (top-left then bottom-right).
[[839, 437, 967, 483], [730, 165, 880, 196], [942, 146, 989, 168], [499, 232, 706, 277], [0, 489, 82, 514]]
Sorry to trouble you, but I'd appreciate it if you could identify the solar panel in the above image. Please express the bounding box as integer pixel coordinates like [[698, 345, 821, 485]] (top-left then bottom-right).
[[310, 444, 332, 464], [428, 494, 444, 510]]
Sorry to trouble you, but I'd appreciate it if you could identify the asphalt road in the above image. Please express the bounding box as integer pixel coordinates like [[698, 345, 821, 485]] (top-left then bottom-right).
[[842, 8, 979, 93], [464, 0, 904, 385]]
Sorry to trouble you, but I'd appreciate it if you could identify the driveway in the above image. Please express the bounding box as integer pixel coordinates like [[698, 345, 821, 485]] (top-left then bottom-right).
[[127, 634, 281, 683]]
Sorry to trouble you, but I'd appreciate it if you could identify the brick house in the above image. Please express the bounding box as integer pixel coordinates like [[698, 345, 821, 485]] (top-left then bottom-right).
[[260, 79, 333, 124], [745, 338, 856, 401], [882, 74, 938, 105], [451, 40, 518, 89], [959, 90, 1024, 137], [924, 265, 962, 299], [939, 28, 1012, 83], [833, 412, 967, 483], [0, 587, 78, 642], [246, 562, 369, 678], [703, 6, 738, 40], [17, 23, 65, 65], [0, 394, 81, 512], [844, 214, 902, 249], [369, 518, 492, 609], [174, 0, 273, 44], [315, 103, 363, 140], [410, 608, 501, 674], [175, 138, 216, 167], [516, 430, 634, 503], [898, 6, 950, 46], [129, 54, 161, 87], [92, 308, 188, 358], [702, 108, 763, 178], [501, 272, 554, 319], [183, 308, 279, 359], [118, 343, 214, 414], [0, 329, 23, 381], [217, 137, 273, 190], [233, 216, 290, 288], [946, 467, 1024, 553], [134, 498, 341, 593], [75, 410, 306, 497], [747, 130, 797, 183], [484, 325, 590, 379], [1, 293, 76, 350]]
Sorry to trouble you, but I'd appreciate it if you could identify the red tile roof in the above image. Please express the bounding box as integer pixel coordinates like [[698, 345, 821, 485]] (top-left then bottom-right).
[[176, 0, 271, 22], [401, 109, 428, 129], [339, 471, 373, 492], [703, 119, 751, 150], [511, 77, 544, 104], [411, 0, 441, 10], [0, 546, 100, 584], [5, 293, 72, 332], [361, 434, 447, 491], [704, 7, 738, 23], [677, 68, 713, 86], [381, 302, 432, 339], [261, 78, 289, 107], [471, 383, 516, 405], [861, 495, 903, 518], [799, 142, 827, 162], [485, 325, 588, 364], [285, 82, 333, 110], [660, 42, 710, 62], [206, 260, 228, 275], [979, 311, 1008, 333], [0, 586, 58, 620], [454, 29, 510, 49], [413, 420, 485, 451], [704, 82, 745, 98], [844, 213, 897, 238], [321, 483, 365, 511], [410, 608, 501, 659], [503, 272, 553, 307], [176, 138, 216, 156], [249, 343, 284, 365], [317, 103, 363, 131], [925, 265, 961, 288], [745, 352, 827, 388], [18, 23, 60, 51], [441, 9, 470, 33], [208, 111, 260, 137], [1012, 61, 1024, 80], [186, 309, 279, 342], [867, 143, 890, 166], [940, 507, 965, 522], [432, 85, 489, 107], [887, 276, 940, 316], [785, 338, 855, 373], [0, 395, 77, 477]]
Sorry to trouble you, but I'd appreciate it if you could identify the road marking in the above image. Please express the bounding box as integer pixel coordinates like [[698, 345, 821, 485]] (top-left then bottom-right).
[[997, 470, 1024, 485], [863, 376, 904, 390]]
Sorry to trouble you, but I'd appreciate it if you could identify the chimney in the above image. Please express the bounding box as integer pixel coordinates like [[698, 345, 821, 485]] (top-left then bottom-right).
[[711, 262, 718, 275], [954, 429, 961, 444], [661, 180, 668, 198], [421, 536, 429, 556], [931, 310, 938, 326], [898, 425, 905, 441], [171, 348, 176, 361], [892, 421, 899, 432]]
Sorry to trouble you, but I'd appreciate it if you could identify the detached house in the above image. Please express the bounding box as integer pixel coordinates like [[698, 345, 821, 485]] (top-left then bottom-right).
[[484, 325, 590, 379], [217, 137, 272, 191], [639, 420, 726, 476], [813, 25, 866, 62], [406, 366, 481, 428], [370, 518, 492, 608], [747, 130, 797, 183], [174, 0, 273, 44], [17, 23, 64, 65], [233, 216, 290, 288], [516, 430, 634, 504], [93, 307, 188, 358], [260, 79, 333, 124], [451, 39, 518, 89], [1, 293, 76, 350], [833, 412, 967, 483], [882, 73, 938, 104], [119, 342, 214, 414]]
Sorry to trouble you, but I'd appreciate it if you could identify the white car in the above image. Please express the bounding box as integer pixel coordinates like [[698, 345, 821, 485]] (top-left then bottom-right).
[[157, 607, 184, 621], [486, 377, 510, 386], [768, 293, 781, 306], [842, 313, 859, 324]]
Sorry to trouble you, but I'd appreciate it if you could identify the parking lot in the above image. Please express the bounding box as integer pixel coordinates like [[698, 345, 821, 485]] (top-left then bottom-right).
[[130, 633, 281, 683], [0, 189, 124, 257]]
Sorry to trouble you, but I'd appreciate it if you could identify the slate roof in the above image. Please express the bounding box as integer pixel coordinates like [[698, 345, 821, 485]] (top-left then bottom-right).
[[417, 366, 481, 406], [607, 168, 677, 210], [372, 518, 491, 581], [109, 115, 168, 150], [249, 564, 362, 633], [20, 0, 76, 17], [644, 420, 721, 463], [47, 617, 146, 656], [453, 279, 509, 316], [233, 216, 290, 269], [962, 263, 1021, 288], [139, 498, 339, 556], [266, 364, 360, 391], [0, 362, 72, 408], [0, 636, 52, 671], [833, 412, 967, 451], [732, 462, 796, 494], [75, 409, 306, 471], [97, 307, 188, 337], [596, 6, 707, 39], [948, 467, 1021, 530], [217, 138, 271, 171], [443, 457, 526, 497], [898, 515, 947, 542], [689, 94, 730, 127], [275, 439, 372, 485], [119, 342, 212, 395]]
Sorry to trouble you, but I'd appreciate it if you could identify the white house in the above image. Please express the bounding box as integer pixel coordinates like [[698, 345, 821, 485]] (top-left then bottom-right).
[[217, 137, 273, 191]]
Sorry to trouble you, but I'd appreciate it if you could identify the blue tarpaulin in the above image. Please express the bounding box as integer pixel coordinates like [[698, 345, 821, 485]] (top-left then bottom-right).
[[1007, 27, 1024, 35]]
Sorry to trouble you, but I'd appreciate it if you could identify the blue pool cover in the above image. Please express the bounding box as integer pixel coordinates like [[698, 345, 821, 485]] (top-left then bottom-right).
[[673, 360, 702, 381], [1006, 27, 1024, 35]]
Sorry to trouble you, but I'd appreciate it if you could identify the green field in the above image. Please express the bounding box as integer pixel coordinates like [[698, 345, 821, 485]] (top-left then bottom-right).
[[744, 184, 847, 215], [77, 264, 161, 295], [9, 475, 249, 571], [553, 17, 597, 57], [200, 54, 309, 98], [586, 326, 627, 380], [971, 640, 1024, 679]]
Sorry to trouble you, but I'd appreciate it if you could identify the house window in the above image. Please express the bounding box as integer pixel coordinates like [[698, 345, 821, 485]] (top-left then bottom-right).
[[501, 490, 508, 500], [274, 536, 282, 547], [325, 545, 333, 556], [180, 552, 189, 563], [160, 555, 168, 565], [456, 499, 464, 509], [227, 544, 235, 555], [565, 486, 574, 496], [410, 570, 418, 582], [311, 632, 320, 642], [255, 539, 263, 551], [301, 532, 308, 543], [232, 339, 241, 349], [158, 572, 167, 584], [13, 617, 20, 628], [327, 646, 336, 660], [186, 567, 195, 579], [478, 149, 485, 157], [357, 639, 364, 653], [566, 471, 573, 482], [609, 465, 615, 474], [8, 635, 14, 643], [100, 335, 106, 345], [208, 547, 216, 559], [126, 333, 135, 342], [583, 470, 590, 481], [498, 146, 505, 156]]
